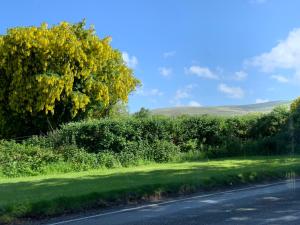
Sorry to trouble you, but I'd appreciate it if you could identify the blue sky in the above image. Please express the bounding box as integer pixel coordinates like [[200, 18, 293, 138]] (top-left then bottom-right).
[[1, 0, 300, 112]]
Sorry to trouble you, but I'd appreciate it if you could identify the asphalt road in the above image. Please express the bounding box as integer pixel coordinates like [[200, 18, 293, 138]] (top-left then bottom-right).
[[46, 179, 300, 225]]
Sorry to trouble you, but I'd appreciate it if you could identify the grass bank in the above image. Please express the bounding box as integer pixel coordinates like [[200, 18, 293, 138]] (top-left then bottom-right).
[[1, 155, 300, 223]]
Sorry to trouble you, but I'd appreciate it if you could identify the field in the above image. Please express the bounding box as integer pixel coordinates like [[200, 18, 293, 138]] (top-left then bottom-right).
[[151, 100, 291, 116], [1, 155, 299, 223]]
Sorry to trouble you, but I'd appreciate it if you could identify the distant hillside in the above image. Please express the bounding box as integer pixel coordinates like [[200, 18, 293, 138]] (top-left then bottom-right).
[[151, 100, 292, 116]]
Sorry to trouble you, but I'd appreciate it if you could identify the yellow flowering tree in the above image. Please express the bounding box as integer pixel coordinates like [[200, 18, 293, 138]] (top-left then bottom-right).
[[0, 21, 139, 137], [291, 97, 300, 112]]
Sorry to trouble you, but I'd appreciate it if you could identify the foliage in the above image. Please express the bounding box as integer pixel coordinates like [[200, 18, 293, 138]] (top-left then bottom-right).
[[0, 139, 181, 177], [105, 102, 129, 118], [177, 115, 225, 146], [0, 103, 297, 178], [133, 107, 151, 118], [180, 139, 198, 152], [25, 105, 295, 161], [248, 106, 289, 138], [150, 140, 180, 162], [0, 140, 59, 177], [290, 97, 300, 112], [0, 141, 109, 177], [0, 20, 139, 137]]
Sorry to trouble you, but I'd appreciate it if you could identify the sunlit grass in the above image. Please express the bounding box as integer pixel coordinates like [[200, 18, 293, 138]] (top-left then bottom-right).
[[0, 155, 299, 223]]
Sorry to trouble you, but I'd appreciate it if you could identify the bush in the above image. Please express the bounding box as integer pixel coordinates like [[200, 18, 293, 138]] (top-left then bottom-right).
[[248, 106, 289, 139], [180, 139, 198, 152], [24, 106, 295, 161], [205, 138, 243, 158], [118, 141, 152, 166], [0, 141, 120, 177], [5, 104, 296, 178], [97, 151, 120, 168], [0, 141, 60, 177], [56, 145, 99, 171], [177, 116, 225, 146], [149, 140, 180, 162]]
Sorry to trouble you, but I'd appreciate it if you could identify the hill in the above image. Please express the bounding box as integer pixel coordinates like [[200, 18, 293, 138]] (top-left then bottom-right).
[[151, 100, 291, 116]]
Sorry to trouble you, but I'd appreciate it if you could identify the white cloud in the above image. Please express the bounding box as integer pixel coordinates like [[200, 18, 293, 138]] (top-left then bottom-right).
[[185, 66, 218, 79], [149, 89, 163, 96], [136, 88, 163, 97], [174, 88, 191, 101], [233, 71, 248, 81], [247, 28, 300, 75], [122, 52, 138, 68], [218, 83, 245, 99], [159, 67, 172, 77], [271, 75, 289, 83], [245, 28, 300, 84], [256, 98, 269, 103], [185, 84, 197, 89], [171, 84, 197, 106], [188, 100, 202, 107], [163, 51, 176, 58]]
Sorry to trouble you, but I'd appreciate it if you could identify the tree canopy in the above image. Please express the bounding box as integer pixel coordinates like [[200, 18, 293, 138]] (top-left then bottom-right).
[[0, 20, 140, 137], [291, 97, 300, 113]]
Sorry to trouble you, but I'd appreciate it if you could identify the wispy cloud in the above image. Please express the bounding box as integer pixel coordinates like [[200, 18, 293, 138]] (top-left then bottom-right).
[[271, 75, 289, 83], [163, 51, 176, 58], [171, 84, 197, 106], [136, 87, 163, 97], [218, 83, 245, 99], [188, 100, 202, 107], [256, 98, 269, 103], [185, 65, 218, 79], [174, 89, 190, 100], [122, 52, 138, 68], [159, 67, 172, 77], [233, 71, 248, 81]]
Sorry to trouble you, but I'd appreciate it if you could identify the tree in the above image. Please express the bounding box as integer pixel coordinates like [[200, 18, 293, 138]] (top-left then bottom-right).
[[0, 20, 140, 137], [291, 97, 300, 113], [108, 102, 129, 118], [134, 107, 151, 118], [248, 106, 289, 138]]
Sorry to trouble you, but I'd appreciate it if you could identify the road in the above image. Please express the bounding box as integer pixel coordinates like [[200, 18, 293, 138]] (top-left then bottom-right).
[[45, 179, 300, 225]]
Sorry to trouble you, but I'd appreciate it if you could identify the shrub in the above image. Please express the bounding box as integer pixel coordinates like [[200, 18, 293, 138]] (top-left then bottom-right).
[[97, 151, 120, 168], [149, 140, 180, 162], [118, 141, 152, 166], [180, 139, 198, 152], [0, 141, 60, 177], [133, 107, 151, 118], [177, 116, 225, 146], [55, 145, 99, 171], [205, 138, 243, 158], [248, 106, 289, 139], [11, 104, 297, 178]]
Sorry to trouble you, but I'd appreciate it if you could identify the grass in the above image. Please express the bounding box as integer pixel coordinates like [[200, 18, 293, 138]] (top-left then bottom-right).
[[1, 155, 300, 223]]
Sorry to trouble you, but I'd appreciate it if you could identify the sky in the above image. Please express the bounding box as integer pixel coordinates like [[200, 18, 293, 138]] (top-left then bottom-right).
[[1, 0, 300, 112]]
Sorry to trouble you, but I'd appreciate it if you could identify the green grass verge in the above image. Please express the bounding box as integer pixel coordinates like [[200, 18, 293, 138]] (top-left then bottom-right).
[[1, 155, 300, 223]]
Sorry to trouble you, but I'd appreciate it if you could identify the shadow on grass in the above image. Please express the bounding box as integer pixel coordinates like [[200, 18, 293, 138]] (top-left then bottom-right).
[[0, 158, 299, 223]]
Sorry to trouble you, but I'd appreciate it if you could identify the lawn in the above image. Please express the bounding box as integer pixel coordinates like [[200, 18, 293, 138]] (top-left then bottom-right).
[[1, 155, 300, 223]]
